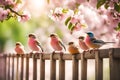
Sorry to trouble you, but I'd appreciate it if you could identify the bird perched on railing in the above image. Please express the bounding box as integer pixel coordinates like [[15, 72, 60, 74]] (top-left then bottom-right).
[[84, 32, 115, 49], [15, 42, 25, 54], [28, 33, 44, 53], [49, 33, 66, 53], [78, 36, 89, 51], [68, 42, 80, 55]]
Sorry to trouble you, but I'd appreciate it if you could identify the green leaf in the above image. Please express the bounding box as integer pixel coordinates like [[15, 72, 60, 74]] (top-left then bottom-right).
[[97, 0, 106, 9], [62, 9, 69, 13], [104, 2, 109, 9], [118, 23, 120, 27], [65, 17, 71, 26], [68, 22, 74, 31], [114, 3, 120, 13], [114, 23, 120, 31], [75, 3, 80, 8], [15, 0, 22, 4], [74, 9, 79, 14]]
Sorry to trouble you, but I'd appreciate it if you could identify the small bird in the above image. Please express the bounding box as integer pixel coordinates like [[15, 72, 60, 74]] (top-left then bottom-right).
[[68, 42, 80, 55], [49, 33, 66, 52], [15, 42, 25, 54], [78, 36, 89, 51], [28, 33, 44, 53], [84, 32, 115, 49]]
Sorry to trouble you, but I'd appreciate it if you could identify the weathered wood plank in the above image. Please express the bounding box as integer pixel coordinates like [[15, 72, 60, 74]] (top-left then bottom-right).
[[20, 54, 24, 80], [40, 54, 45, 80], [16, 55, 19, 80], [95, 50, 103, 80], [81, 53, 87, 80], [109, 48, 120, 80], [0, 54, 7, 80], [59, 54, 65, 80], [12, 55, 14, 80], [33, 54, 37, 80], [26, 54, 29, 80], [50, 53, 56, 80], [8, 55, 10, 80], [72, 54, 79, 80], [4, 55, 7, 80], [112, 48, 120, 58]]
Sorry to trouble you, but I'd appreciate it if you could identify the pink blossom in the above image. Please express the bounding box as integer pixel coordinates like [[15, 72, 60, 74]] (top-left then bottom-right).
[[53, 13, 65, 21], [70, 17, 79, 24], [48, 7, 66, 21], [73, 23, 82, 31], [48, 7, 75, 22], [17, 11, 31, 22], [0, 0, 4, 5], [0, 8, 9, 21], [4, 0, 15, 6], [18, 14, 30, 22]]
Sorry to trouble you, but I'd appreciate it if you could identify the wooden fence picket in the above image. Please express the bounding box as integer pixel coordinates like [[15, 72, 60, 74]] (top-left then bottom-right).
[[81, 52, 87, 80]]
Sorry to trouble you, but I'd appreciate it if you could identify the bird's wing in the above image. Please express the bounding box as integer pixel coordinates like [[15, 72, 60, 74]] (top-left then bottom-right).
[[90, 37, 97, 41], [91, 38, 105, 45], [36, 40, 44, 52], [58, 41, 66, 51]]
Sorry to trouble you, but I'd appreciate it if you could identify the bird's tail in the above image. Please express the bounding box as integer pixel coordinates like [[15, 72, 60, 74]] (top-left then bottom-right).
[[105, 42, 116, 44]]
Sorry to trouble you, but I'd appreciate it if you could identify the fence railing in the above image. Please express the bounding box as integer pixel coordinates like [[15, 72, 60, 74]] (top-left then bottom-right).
[[0, 48, 120, 80]]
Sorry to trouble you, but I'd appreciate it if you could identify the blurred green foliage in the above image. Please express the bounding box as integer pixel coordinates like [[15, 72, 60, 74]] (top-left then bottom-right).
[[0, 18, 30, 53]]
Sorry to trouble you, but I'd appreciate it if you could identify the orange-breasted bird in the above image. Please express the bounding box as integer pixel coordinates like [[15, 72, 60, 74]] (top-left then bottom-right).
[[68, 42, 80, 55]]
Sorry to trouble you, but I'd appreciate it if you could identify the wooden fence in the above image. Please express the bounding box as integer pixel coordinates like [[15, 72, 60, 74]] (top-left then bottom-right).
[[0, 48, 120, 80]]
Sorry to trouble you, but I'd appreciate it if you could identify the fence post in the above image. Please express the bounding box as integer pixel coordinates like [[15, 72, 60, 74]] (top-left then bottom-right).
[[72, 54, 79, 80], [81, 52, 87, 80], [95, 50, 103, 80], [20, 54, 24, 80], [0, 54, 7, 80], [109, 48, 120, 80], [26, 54, 29, 80], [8, 54, 11, 80], [33, 54, 37, 80], [50, 53, 56, 80], [59, 54, 65, 80], [16, 54, 20, 80], [40, 54, 45, 80], [12, 55, 15, 80]]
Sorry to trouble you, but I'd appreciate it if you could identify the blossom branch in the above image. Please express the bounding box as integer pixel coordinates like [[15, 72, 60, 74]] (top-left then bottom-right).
[[8, 7, 23, 17]]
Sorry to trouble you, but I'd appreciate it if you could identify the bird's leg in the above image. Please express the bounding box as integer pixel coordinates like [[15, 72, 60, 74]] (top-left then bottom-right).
[[59, 51, 64, 54], [83, 50, 86, 54], [30, 51, 34, 55], [89, 48, 99, 54], [52, 50, 56, 54], [85, 49, 92, 54], [89, 49, 94, 54], [93, 48, 99, 54], [34, 51, 40, 55], [50, 51, 56, 60], [41, 52, 44, 54]]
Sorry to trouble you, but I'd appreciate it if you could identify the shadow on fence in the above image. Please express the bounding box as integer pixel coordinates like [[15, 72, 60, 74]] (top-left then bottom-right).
[[0, 48, 120, 80]]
